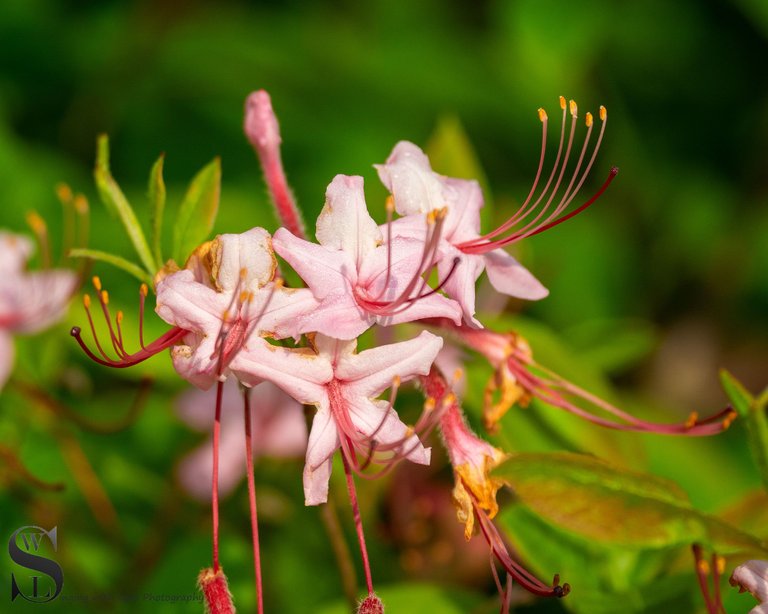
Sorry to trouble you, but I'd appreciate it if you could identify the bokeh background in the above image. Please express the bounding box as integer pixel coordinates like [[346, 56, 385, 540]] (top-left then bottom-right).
[[1, 1, 767, 612]]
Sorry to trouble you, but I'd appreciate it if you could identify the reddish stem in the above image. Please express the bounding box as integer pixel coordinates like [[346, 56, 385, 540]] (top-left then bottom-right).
[[243, 388, 265, 614], [341, 451, 374, 595], [212, 380, 223, 572]]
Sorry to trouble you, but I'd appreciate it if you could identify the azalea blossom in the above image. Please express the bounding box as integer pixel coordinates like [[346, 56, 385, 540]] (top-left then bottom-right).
[[0, 231, 77, 390], [272, 174, 462, 340], [231, 330, 442, 504], [376, 98, 617, 324], [176, 378, 307, 500]]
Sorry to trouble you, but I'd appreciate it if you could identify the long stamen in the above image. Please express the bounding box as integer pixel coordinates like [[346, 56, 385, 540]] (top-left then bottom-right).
[[72, 279, 186, 368], [692, 544, 718, 614], [459, 98, 613, 254], [371, 196, 396, 302], [26, 211, 51, 269], [57, 183, 75, 263], [243, 387, 264, 614]]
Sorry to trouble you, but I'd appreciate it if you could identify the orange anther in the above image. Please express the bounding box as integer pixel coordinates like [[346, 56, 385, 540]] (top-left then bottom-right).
[[92, 276, 102, 291], [538, 108, 547, 122]]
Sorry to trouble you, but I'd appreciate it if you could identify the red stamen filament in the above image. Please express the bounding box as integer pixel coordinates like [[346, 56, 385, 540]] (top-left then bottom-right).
[[341, 452, 374, 596], [71, 278, 186, 368], [243, 387, 265, 614], [459, 99, 614, 254], [212, 380, 223, 572]]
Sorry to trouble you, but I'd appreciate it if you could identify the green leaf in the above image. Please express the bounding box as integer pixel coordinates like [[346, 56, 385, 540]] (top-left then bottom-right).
[[94, 135, 157, 274], [495, 451, 767, 553], [68, 248, 153, 286], [719, 368, 754, 418], [149, 153, 166, 267], [172, 157, 221, 265]]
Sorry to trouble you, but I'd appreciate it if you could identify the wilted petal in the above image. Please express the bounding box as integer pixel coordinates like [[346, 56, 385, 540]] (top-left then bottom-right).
[[316, 175, 382, 269], [484, 249, 548, 300], [731, 560, 768, 603], [215, 227, 277, 292], [338, 330, 442, 398]]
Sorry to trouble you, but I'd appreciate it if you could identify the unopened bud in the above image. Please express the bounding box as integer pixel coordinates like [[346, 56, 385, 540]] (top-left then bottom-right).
[[244, 90, 281, 153], [198, 567, 236, 614], [357, 593, 384, 614]]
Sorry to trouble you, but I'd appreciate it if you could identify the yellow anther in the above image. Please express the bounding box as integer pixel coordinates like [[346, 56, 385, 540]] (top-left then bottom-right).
[[239, 290, 249, 303], [247, 291, 254, 303], [697, 559, 710, 575], [538, 108, 547, 122], [274, 277, 284, 289], [559, 95, 566, 110], [56, 183, 73, 204], [426, 210, 437, 225], [599, 105, 607, 121], [585, 112, 593, 128], [140, 283, 148, 297], [715, 556, 726, 575], [25, 211, 47, 233], [436, 206, 448, 220], [101, 290, 109, 305], [83, 294, 91, 308], [222, 309, 230, 322], [74, 194, 89, 214], [684, 411, 699, 429], [404, 426, 414, 438], [240, 267, 248, 280], [424, 397, 436, 412], [117, 310, 124, 323], [569, 99, 578, 118], [723, 410, 737, 430], [92, 276, 102, 291], [385, 195, 395, 213], [392, 375, 401, 388], [452, 368, 463, 383], [443, 392, 457, 407]]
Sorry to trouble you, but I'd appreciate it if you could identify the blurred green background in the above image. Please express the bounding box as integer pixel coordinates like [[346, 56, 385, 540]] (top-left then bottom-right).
[[1, 1, 767, 612]]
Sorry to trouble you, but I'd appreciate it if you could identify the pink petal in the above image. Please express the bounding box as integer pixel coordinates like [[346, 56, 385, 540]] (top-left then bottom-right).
[[483, 249, 549, 300], [0, 330, 14, 391], [170, 335, 223, 390], [316, 175, 382, 269], [230, 339, 332, 405], [293, 289, 370, 340], [272, 228, 354, 300], [437, 247, 484, 326], [155, 269, 229, 333], [337, 330, 443, 398], [303, 403, 339, 505], [375, 141, 448, 216], [249, 284, 319, 339], [347, 398, 431, 465], [442, 177, 483, 243], [0, 232, 33, 274], [1, 270, 76, 333]]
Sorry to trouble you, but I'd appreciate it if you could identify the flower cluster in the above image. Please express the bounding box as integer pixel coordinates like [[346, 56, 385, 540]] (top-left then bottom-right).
[[72, 91, 737, 613]]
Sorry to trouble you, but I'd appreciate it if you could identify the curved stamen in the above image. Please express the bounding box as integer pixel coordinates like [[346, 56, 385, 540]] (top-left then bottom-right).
[[71, 325, 187, 368], [459, 99, 614, 254]]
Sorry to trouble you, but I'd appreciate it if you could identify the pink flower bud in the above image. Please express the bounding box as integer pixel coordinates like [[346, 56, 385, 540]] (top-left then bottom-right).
[[357, 593, 384, 614], [244, 90, 281, 154], [198, 567, 235, 614]]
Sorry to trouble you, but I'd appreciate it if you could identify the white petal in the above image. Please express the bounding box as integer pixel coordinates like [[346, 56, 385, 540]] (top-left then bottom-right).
[[316, 175, 382, 269], [375, 141, 448, 215], [303, 402, 339, 505]]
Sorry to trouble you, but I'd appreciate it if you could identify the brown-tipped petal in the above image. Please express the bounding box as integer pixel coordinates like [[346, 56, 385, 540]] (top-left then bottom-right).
[[198, 567, 236, 614]]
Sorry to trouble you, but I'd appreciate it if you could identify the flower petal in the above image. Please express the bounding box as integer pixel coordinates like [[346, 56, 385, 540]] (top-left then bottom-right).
[[303, 402, 339, 505], [292, 289, 370, 340], [230, 338, 332, 404], [156, 269, 229, 333], [438, 248, 484, 326], [0, 231, 33, 274], [316, 175, 382, 269], [483, 249, 548, 300], [272, 227, 354, 299], [375, 141, 448, 216], [347, 398, 430, 465], [216, 227, 277, 292], [338, 330, 443, 398], [442, 178, 483, 243]]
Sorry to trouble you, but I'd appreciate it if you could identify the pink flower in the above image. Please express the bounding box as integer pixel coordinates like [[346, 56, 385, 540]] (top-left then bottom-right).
[[155, 227, 317, 389], [377, 99, 617, 324], [272, 174, 462, 340], [0, 231, 77, 389], [231, 330, 442, 505]]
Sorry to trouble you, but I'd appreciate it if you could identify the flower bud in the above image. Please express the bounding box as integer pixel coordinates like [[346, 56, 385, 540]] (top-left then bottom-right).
[[198, 567, 236, 614], [357, 593, 384, 614]]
